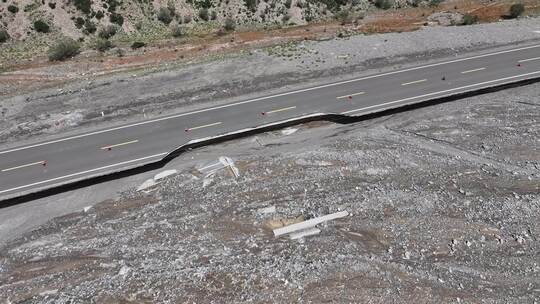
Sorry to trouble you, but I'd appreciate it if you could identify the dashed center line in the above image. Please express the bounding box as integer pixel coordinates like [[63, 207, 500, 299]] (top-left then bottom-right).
[[2, 161, 46, 172], [101, 139, 139, 150], [186, 121, 222, 131], [401, 79, 427, 86], [264, 106, 297, 114], [336, 92, 365, 99], [518, 56, 540, 63], [461, 67, 486, 74]]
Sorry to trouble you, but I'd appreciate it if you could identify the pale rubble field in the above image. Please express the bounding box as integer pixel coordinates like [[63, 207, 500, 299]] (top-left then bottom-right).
[[0, 80, 539, 303]]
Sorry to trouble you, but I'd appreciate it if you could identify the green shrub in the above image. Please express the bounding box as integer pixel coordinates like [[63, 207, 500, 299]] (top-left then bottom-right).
[[131, 41, 146, 49], [224, 18, 236, 31], [210, 10, 217, 20], [460, 14, 478, 25], [184, 15, 192, 23], [284, 0, 292, 8], [334, 9, 351, 24], [93, 38, 113, 52], [95, 10, 104, 19], [34, 20, 50, 33], [110, 13, 124, 26], [75, 17, 85, 28], [157, 7, 173, 24], [84, 19, 96, 34], [374, 0, 393, 9], [198, 8, 209, 21], [428, 0, 443, 7], [509, 3, 525, 18], [7, 5, 18, 13], [98, 25, 117, 39], [48, 38, 80, 61], [318, 0, 347, 11], [73, 0, 91, 14], [244, 0, 258, 12], [0, 30, 9, 43], [48, 2, 56, 9], [282, 14, 291, 23]]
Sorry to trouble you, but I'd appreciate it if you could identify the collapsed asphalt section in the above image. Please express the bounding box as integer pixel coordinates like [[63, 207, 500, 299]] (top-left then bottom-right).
[[2, 71, 540, 205]]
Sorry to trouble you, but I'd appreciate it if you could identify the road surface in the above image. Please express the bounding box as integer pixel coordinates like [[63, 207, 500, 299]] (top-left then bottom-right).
[[1, 43, 540, 201]]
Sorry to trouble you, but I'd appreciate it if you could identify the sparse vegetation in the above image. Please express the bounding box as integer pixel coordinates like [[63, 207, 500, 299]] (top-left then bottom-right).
[[73, 0, 91, 14], [374, 0, 393, 9], [428, 0, 443, 7], [34, 20, 50, 33], [110, 13, 124, 26], [92, 38, 113, 52], [131, 41, 146, 49], [48, 38, 80, 61], [171, 24, 185, 38], [199, 8, 209, 21], [84, 19, 97, 34], [224, 18, 236, 31], [0, 30, 9, 43], [7, 5, 19, 14], [244, 0, 258, 13], [98, 25, 117, 39], [284, 0, 292, 9], [157, 7, 173, 25], [509, 3, 525, 18], [461, 14, 478, 25], [95, 11, 105, 19]]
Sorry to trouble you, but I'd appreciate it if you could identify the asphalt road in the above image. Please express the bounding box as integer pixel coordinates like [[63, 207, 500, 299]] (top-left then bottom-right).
[[1, 43, 540, 200]]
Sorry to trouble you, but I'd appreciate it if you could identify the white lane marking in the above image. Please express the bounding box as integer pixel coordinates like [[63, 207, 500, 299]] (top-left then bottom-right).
[[518, 56, 540, 63], [101, 139, 139, 150], [265, 106, 297, 114], [0, 153, 167, 194], [2, 161, 45, 172], [2, 43, 540, 155], [336, 92, 365, 99], [401, 79, 427, 86], [186, 121, 222, 131], [461, 67, 486, 74], [341, 70, 540, 115]]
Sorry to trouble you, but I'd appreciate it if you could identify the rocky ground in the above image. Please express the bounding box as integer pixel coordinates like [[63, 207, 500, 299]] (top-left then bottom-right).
[[0, 78, 538, 302]]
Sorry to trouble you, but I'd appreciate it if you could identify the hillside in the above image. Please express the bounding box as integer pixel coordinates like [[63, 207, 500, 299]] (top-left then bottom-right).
[[0, 0, 536, 68]]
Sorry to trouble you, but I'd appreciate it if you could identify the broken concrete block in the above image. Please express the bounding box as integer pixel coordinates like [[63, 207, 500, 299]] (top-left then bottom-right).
[[258, 206, 276, 215], [154, 169, 177, 181]]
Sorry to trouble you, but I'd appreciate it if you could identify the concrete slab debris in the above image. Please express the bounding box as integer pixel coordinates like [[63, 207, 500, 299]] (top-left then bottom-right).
[[273, 211, 349, 237], [289, 227, 321, 240], [281, 128, 298, 136], [154, 169, 178, 181], [137, 179, 157, 192]]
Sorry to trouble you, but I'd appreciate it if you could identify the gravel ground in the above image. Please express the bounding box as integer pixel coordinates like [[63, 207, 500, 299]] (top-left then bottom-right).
[[2, 17, 540, 149], [0, 80, 538, 302]]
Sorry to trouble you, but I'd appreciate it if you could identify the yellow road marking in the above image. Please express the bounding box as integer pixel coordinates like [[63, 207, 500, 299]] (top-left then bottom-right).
[[2, 161, 46, 172], [101, 139, 139, 150], [518, 56, 540, 63], [265, 106, 297, 114], [336, 91, 365, 99], [401, 79, 427, 86], [186, 121, 222, 131], [461, 67, 486, 74]]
